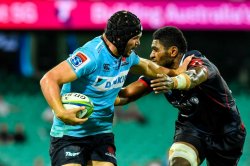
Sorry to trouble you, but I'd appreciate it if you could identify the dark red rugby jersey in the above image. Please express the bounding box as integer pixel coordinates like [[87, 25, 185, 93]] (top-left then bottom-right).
[[139, 50, 244, 134]]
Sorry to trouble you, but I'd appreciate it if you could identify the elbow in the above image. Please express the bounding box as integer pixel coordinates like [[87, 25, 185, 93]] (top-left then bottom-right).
[[117, 89, 134, 105], [121, 89, 134, 100], [40, 74, 45, 86], [122, 91, 137, 104], [40, 73, 53, 89]]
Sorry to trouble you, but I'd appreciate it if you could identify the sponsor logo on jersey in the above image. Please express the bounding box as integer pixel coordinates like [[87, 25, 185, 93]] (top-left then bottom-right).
[[93, 70, 129, 91], [69, 51, 89, 68]]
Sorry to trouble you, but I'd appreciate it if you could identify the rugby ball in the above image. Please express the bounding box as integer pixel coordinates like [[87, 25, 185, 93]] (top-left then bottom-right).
[[61, 93, 94, 118]]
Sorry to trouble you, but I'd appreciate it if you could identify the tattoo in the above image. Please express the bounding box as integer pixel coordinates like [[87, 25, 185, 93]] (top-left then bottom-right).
[[185, 67, 208, 89]]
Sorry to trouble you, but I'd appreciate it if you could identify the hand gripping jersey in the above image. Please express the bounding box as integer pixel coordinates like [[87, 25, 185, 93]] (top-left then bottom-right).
[[140, 50, 244, 134], [50, 36, 140, 137]]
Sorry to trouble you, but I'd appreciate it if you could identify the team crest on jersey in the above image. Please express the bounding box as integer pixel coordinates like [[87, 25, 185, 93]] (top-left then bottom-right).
[[70, 52, 89, 68]]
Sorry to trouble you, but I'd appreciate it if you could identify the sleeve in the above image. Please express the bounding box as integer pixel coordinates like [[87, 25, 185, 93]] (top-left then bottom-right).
[[138, 76, 153, 91], [66, 47, 97, 78], [184, 50, 216, 78], [188, 56, 216, 79]]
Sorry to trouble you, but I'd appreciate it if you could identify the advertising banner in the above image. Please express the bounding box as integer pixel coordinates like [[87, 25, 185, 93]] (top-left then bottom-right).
[[1, 1, 250, 30]]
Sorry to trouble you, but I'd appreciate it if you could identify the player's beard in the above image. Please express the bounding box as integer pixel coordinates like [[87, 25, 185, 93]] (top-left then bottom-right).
[[123, 42, 138, 57], [164, 57, 175, 68]]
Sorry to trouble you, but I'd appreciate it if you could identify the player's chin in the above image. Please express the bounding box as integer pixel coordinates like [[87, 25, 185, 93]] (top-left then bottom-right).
[[124, 49, 134, 57]]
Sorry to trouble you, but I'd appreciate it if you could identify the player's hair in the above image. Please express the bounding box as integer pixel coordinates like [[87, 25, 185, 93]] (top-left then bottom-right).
[[105, 10, 142, 56], [153, 26, 187, 54]]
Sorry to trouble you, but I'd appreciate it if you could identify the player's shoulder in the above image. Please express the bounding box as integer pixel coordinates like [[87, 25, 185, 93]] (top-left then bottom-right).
[[181, 50, 205, 67], [84, 36, 102, 46], [75, 36, 103, 59], [68, 41, 100, 69], [185, 50, 203, 58], [184, 50, 212, 68], [81, 36, 103, 52]]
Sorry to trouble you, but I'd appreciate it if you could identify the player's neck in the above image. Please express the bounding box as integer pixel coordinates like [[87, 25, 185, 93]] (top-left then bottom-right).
[[102, 34, 119, 57]]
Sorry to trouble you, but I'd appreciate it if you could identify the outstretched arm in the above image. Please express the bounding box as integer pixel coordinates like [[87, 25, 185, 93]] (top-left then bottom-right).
[[130, 56, 193, 78], [115, 56, 193, 105], [115, 80, 151, 106]]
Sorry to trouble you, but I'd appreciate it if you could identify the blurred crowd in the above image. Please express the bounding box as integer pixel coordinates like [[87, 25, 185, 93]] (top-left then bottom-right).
[[0, 95, 26, 144], [0, 123, 26, 144]]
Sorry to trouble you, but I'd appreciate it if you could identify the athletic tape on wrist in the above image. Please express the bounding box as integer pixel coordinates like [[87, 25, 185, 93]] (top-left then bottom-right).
[[172, 73, 191, 90]]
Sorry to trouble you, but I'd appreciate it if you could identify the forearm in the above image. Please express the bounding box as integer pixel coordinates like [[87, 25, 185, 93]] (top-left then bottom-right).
[[172, 68, 208, 90], [115, 81, 149, 106], [133, 57, 191, 79], [40, 75, 64, 117], [151, 67, 208, 92]]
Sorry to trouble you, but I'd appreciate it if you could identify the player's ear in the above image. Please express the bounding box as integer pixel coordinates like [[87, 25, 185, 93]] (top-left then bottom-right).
[[169, 46, 178, 58]]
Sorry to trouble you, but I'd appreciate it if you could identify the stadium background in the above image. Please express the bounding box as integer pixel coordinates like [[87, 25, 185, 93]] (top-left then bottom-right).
[[0, 0, 250, 166]]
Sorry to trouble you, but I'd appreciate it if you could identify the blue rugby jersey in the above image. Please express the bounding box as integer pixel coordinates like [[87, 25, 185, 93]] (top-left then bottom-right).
[[50, 36, 140, 137]]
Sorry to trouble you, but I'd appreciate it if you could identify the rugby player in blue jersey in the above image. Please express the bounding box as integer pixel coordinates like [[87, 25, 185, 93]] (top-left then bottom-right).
[[115, 26, 246, 166], [40, 11, 191, 166]]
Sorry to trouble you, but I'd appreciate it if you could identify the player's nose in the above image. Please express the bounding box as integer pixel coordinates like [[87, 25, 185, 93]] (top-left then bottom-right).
[[150, 52, 155, 60]]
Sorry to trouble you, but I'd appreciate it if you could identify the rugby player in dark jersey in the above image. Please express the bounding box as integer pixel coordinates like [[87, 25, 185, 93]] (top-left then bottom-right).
[[115, 26, 246, 166]]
